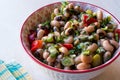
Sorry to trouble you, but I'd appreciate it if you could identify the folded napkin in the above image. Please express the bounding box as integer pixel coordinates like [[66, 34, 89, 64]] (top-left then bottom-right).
[[0, 60, 16, 80], [0, 60, 32, 80]]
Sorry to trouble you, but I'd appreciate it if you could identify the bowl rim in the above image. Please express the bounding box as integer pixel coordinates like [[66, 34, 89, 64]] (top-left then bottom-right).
[[20, 1, 120, 73]]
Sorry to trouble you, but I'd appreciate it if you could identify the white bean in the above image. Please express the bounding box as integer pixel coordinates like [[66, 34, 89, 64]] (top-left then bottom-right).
[[74, 39, 80, 45], [36, 49, 43, 57], [79, 21, 84, 29], [64, 12, 70, 18], [64, 36, 73, 44], [54, 31, 60, 36], [97, 29, 106, 36], [87, 43, 98, 52], [97, 10, 103, 20], [37, 29, 45, 39], [55, 63, 61, 69], [65, 27, 73, 35], [64, 21, 71, 30], [94, 22, 100, 28], [59, 47, 69, 55], [68, 3, 74, 9], [64, 67, 71, 70], [47, 56, 55, 63], [51, 20, 60, 27], [77, 63, 91, 70], [103, 51, 112, 62], [94, 33, 99, 40], [74, 6, 80, 12], [102, 40, 114, 52], [84, 25, 95, 33], [54, 8, 59, 15], [74, 55, 81, 64], [80, 54, 92, 64], [43, 51, 50, 59], [110, 40, 119, 49], [107, 32, 114, 39]]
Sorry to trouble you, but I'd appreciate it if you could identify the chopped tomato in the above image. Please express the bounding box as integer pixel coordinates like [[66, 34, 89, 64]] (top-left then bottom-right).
[[62, 44, 73, 50], [31, 40, 43, 52], [83, 15, 97, 26], [115, 29, 120, 33], [83, 15, 89, 23], [114, 29, 120, 42], [86, 18, 97, 25]]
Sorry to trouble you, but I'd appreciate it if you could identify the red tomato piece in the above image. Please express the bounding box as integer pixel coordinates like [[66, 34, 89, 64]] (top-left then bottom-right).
[[62, 44, 73, 50], [83, 15, 89, 23], [115, 29, 120, 33], [83, 15, 97, 26], [86, 18, 97, 26], [31, 40, 43, 52]]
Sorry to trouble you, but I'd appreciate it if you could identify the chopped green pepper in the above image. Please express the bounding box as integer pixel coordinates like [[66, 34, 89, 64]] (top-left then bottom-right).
[[55, 36, 64, 43], [75, 31, 80, 36], [61, 57, 74, 67], [77, 43, 84, 49], [79, 35, 88, 41], [46, 36, 54, 42], [88, 35, 94, 41], [60, 1, 69, 14], [69, 49, 75, 54], [50, 53, 57, 58], [101, 16, 111, 27], [82, 50, 90, 56], [101, 26, 108, 31], [48, 46, 58, 58], [115, 33, 119, 42], [86, 9, 93, 15]]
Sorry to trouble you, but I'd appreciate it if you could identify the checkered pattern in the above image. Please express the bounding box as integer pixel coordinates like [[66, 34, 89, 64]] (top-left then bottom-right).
[[0, 60, 32, 80], [0, 60, 16, 80]]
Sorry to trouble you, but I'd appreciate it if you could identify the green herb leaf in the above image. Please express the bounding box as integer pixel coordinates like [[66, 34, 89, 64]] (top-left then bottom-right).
[[101, 16, 111, 27], [115, 33, 119, 42], [41, 21, 50, 26], [55, 36, 64, 43], [75, 31, 80, 36], [46, 36, 54, 42], [51, 13, 56, 20], [101, 26, 108, 31], [77, 43, 84, 49], [60, 1, 69, 14], [61, 1, 69, 7], [69, 49, 75, 54]]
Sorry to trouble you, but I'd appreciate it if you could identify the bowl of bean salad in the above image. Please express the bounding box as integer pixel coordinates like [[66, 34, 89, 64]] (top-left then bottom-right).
[[21, 1, 120, 80]]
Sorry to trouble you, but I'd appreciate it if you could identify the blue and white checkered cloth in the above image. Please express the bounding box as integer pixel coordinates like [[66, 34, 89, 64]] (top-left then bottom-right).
[[0, 60, 32, 80]]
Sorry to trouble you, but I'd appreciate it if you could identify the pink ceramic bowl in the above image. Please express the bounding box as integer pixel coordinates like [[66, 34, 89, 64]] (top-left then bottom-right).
[[21, 1, 120, 80]]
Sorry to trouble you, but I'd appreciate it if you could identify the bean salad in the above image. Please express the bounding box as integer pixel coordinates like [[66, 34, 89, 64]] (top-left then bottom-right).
[[28, 1, 119, 70]]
